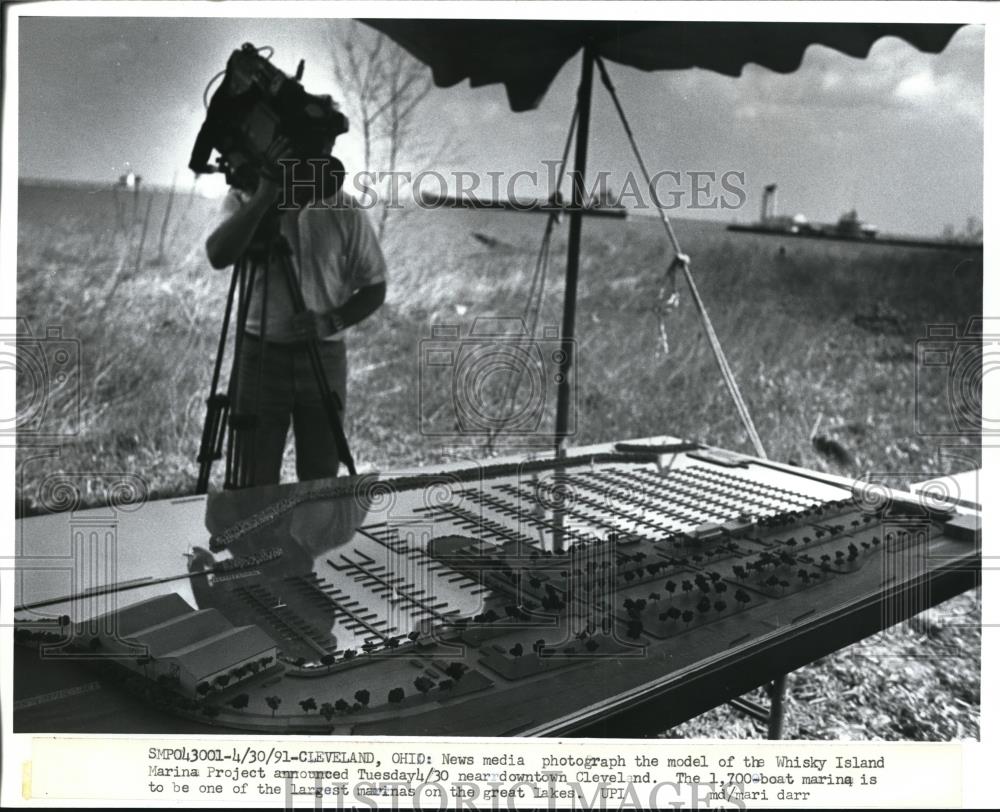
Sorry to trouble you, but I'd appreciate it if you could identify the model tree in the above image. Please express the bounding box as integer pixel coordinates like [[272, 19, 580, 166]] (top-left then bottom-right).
[[265, 695, 282, 717], [299, 697, 317, 713]]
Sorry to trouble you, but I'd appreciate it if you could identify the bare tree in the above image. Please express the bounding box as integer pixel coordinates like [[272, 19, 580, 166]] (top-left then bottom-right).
[[329, 21, 434, 241]]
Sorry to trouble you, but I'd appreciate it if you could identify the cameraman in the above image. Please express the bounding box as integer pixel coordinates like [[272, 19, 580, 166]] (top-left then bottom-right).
[[205, 136, 386, 485]]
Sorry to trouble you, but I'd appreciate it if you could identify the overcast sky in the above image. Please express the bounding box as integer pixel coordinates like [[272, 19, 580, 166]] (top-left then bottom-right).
[[16, 16, 984, 236]]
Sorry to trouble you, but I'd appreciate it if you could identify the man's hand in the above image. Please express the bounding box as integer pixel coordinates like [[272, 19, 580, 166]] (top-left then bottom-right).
[[291, 309, 340, 341], [256, 135, 296, 199], [206, 135, 299, 270]]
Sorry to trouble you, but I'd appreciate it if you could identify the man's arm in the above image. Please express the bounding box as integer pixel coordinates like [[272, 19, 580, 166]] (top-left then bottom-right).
[[291, 281, 386, 340], [291, 202, 388, 340], [205, 181, 280, 269], [328, 281, 387, 332], [204, 137, 293, 269]]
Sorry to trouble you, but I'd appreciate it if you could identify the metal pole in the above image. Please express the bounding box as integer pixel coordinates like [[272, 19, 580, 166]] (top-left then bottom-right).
[[767, 674, 788, 739], [554, 45, 594, 457]]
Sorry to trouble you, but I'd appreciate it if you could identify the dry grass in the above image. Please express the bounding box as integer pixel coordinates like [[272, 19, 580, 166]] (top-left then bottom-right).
[[15, 181, 982, 739], [666, 589, 981, 740]]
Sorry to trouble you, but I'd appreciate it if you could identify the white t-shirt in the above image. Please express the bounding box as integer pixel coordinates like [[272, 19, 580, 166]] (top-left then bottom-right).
[[218, 189, 387, 343]]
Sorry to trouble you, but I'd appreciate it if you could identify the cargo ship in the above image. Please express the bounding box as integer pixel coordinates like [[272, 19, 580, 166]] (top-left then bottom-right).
[[728, 184, 982, 251]]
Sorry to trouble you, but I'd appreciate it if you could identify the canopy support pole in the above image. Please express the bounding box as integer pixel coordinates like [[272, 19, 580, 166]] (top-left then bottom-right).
[[555, 44, 594, 458]]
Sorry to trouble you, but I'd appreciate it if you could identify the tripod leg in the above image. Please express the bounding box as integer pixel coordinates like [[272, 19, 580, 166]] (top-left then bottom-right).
[[224, 266, 246, 489], [275, 251, 357, 477], [196, 262, 240, 494], [302, 319, 356, 476], [225, 259, 258, 489], [241, 253, 272, 486]]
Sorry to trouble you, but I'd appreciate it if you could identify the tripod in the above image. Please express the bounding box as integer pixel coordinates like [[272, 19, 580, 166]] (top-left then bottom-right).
[[195, 214, 356, 493]]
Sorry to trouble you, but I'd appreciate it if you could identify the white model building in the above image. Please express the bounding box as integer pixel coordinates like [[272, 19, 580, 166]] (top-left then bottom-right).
[[76, 593, 277, 694]]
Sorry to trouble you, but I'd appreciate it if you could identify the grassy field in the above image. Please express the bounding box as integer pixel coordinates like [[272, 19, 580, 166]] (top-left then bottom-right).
[[15, 180, 983, 739]]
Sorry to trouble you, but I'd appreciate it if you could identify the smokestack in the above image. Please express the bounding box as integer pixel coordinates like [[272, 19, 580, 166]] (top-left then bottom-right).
[[761, 183, 777, 223]]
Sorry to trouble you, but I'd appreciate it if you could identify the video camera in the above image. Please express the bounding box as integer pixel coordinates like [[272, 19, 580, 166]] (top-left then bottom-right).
[[189, 43, 350, 194]]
